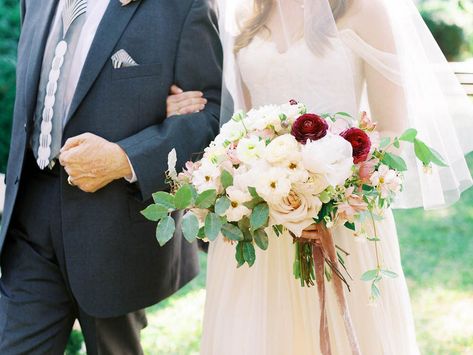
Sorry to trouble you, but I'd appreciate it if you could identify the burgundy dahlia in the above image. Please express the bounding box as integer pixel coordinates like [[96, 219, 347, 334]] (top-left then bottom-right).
[[291, 114, 329, 144], [340, 127, 372, 164]]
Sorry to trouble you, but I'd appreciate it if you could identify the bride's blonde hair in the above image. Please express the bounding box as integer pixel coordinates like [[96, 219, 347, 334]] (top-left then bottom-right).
[[234, 0, 350, 53]]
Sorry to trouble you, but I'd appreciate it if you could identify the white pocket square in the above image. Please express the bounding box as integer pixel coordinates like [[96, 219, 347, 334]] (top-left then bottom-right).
[[111, 49, 139, 69]]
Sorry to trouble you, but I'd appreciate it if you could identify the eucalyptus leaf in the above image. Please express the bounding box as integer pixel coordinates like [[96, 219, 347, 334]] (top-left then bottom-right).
[[174, 184, 194, 209], [399, 128, 418, 143], [235, 242, 245, 267], [430, 147, 448, 167], [253, 229, 269, 250], [371, 282, 381, 299], [141, 204, 169, 222], [382, 152, 407, 171], [195, 189, 217, 209], [379, 137, 391, 150], [221, 170, 234, 189], [380, 269, 399, 279], [204, 212, 223, 241], [250, 203, 269, 231], [361, 269, 379, 281], [344, 222, 356, 231], [414, 138, 433, 166], [248, 186, 259, 199], [243, 242, 256, 267], [221, 223, 244, 241], [182, 212, 200, 243], [152, 191, 175, 209], [215, 196, 231, 216], [156, 216, 176, 246]]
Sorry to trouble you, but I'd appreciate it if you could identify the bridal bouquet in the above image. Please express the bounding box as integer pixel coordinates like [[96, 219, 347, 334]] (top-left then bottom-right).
[[143, 101, 445, 298]]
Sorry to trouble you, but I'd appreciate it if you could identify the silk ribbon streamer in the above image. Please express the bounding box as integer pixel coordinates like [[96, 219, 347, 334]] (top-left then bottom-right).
[[312, 225, 362, 355]]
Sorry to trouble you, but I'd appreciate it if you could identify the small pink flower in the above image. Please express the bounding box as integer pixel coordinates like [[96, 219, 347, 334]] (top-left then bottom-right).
[[227, 148, 241, 165], [370, 164, 402, 198], [337, 187, 368, 222], [359, 112, 377, 131], [358, 159, 378, 184]]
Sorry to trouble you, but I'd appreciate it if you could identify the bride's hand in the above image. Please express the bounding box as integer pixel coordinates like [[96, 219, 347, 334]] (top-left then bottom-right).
[[166, 85, 207, 117], [301, 224, 324, 246]]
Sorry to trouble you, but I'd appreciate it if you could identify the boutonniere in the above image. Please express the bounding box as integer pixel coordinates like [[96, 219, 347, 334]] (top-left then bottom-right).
[[120, 0, 137, 6]]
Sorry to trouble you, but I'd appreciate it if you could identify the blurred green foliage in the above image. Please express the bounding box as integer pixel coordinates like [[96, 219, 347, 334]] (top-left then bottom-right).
[[0, 0, 20, 173], [419, 0, 473, 61]]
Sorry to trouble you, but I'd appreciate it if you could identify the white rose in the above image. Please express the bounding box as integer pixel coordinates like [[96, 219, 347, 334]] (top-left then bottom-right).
[[214, 120, 246, 146], [225, 186, 252, 222], [236, 135, 266, 164], [264, 134, 300, 164], [301, 133, 354, 187], [269, 183, 322, 237]]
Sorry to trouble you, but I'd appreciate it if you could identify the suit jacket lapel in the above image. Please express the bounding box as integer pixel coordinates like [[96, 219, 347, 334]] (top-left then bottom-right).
[[65, 0, 141, 126], [24, 0, 58, 124]]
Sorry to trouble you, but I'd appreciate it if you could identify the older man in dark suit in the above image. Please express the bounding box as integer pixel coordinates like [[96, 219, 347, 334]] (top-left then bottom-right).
[[0, 0, 222, 353]]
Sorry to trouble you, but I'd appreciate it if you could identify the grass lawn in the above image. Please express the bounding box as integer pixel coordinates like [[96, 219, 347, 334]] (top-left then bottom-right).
[[140, 154, 473, 355]]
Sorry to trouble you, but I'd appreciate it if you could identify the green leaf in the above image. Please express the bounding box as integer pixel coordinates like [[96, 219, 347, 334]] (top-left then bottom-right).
[[250, 203, 269, 231], [253, 229, 269, 251], [197, 226, 205, 239], [379, 137, 391, 150], [221, 170, 234, 189], [235, 242, 245, 267], [174, 184, 194, 209], [361, 269, 379, 282], [272, 224, 284, 237], [382, 152, 407, 171], [393, 138, 400, 149], [380, 269, 399, 279], [152, 191, 175, 209], [399, 128, 418, 143], [215, 196, 231, 216], [141, 204, 169, 222], [430, 148, 448, 167], [371, 282, 381, 299], [247, 186, 259, 199], [335, 111, 352, 118], [221, 223, 244, 241], [243, 242, 256, 267], [195, 189, 217, 209], [344, 222, 356, 231], [182, 212, 200, 243], [156, 216, 176, 246], [204, 212, 223, 241], [414, 138, 433, 166]]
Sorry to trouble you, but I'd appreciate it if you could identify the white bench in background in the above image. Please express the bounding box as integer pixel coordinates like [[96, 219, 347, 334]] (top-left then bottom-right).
[[452, 61, 473, 97]]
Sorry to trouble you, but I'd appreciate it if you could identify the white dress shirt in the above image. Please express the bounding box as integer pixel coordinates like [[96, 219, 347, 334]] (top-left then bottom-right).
[[44, 0, 137, 182]]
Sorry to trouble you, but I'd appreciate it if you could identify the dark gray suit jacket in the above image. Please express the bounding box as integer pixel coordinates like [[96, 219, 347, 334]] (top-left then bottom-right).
[[1, 0, 222, 317]]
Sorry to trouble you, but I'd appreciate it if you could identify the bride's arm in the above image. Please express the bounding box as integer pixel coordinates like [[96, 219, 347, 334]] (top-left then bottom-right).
[[349, 0, 409, 138]]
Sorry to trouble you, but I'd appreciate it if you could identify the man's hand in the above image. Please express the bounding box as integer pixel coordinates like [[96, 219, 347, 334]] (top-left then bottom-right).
[[59, 133, 132, 193]]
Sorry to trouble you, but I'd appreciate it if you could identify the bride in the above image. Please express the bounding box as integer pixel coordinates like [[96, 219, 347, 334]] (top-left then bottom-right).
[[166, 0, 473, 354]]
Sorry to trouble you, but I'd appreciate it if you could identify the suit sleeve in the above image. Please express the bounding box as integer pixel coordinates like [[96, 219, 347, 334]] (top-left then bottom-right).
[[117, 0, 223, 201]]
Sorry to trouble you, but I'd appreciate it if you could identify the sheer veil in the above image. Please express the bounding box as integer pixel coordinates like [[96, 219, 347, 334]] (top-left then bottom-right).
[[216, 0, 473, 210]]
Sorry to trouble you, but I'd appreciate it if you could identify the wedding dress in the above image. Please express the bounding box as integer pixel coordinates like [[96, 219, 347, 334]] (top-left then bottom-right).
[[201, 1, 472, 354]]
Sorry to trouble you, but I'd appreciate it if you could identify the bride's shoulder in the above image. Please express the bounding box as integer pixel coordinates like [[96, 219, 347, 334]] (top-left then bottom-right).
[[340, 0, 395, 52]]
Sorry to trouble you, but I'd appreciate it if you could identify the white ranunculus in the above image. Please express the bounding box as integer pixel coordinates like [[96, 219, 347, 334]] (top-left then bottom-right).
[[192, 161, 222, 193], [269, 183, 322, 237], [301, 133, 354, 187], [236, 135, 266, 164], [264, 134, 300, 164], [225, 186, 252, 222], [214, 119, 246, 146], [254, 167, 292, 203], [246, 105, 283, 132]]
